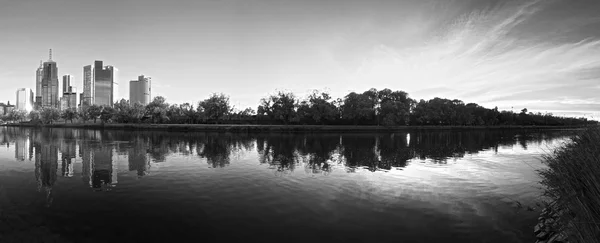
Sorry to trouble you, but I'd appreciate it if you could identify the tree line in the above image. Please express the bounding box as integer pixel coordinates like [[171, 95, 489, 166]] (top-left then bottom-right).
[[0, 88, 596, 126]]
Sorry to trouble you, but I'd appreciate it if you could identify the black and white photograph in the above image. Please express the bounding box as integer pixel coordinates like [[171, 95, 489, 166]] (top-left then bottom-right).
[[0, 0, 599, 242]]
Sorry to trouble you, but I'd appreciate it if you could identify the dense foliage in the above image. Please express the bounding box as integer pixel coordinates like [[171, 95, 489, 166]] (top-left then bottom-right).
[[0, 88, 596, 126]]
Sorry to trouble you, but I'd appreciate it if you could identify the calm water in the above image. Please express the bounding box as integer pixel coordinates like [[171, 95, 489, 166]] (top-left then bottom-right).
[[0, 127, 575, 243]]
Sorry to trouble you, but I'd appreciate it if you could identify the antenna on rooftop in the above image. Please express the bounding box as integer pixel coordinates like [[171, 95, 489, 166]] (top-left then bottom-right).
[[49, 49, 52, 61]]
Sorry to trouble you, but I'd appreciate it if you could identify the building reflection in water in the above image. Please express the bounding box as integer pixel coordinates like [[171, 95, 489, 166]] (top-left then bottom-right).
[[93, 145, 117, 189], [75, 130, 117, 190], [81, 144, 117, 190], [60, 139, 76, 177], [33, 130, 58, 207], [14, 133, 30, 161], [21, 127, 573, 198], [129, 137, 150, 177]]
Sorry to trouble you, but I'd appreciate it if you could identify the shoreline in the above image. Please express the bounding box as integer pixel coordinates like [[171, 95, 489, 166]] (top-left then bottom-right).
[[0, 123, 591, 132]]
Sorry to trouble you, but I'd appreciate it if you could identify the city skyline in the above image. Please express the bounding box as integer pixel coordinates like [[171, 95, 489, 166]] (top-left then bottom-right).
[[1, 0, 599, 119]]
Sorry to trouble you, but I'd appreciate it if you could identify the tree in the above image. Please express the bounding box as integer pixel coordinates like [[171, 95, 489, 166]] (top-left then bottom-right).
[[199, 93, 231, 123], [341, 92, 376, 125], [180, 103, 197, 124], [28, 110, 41, 123], [259, 91, 297, 124], [377, 89, 413, 126], [257, 98, 274, 121], [5, 110, 27, 123], [86, 105, 102, 123], [113, 99, 132, 123], [240, 107, 255, 118], [306, 90, 339, 124], [60, 108, 79, 123], [146, 96, 169, 123], [40, 107, 60, 124], [0, 112, 12, 124], [130, 103, 147, 123], [166, 104, 184, 123], [231, 107, 256, 121], [99, 106, 115, 123]]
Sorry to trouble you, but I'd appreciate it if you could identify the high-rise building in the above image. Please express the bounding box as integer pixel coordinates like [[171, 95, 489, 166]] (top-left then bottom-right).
[[129, 75, 151, 105], [60, 87, 78, 111], [82, 60, 118, 107], [35, 61, 43, 109], [41, 50, 59, 109], [16, 88, 34, 112], [62, 75, 73, 93], [82, 65, 93, 106], [60, 75, 78, 110]]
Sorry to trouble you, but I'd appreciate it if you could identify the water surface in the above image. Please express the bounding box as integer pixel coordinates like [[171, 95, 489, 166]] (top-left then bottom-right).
[[0, 127, 574, 242]]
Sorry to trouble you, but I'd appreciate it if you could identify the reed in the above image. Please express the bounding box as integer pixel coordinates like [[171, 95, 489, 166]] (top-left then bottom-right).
[[539, 127, 600, 243]]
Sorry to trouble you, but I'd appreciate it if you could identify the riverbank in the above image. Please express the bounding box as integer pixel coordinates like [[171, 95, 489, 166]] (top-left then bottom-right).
[[537, 126, 600, 243], [1, 123, 593, 132]]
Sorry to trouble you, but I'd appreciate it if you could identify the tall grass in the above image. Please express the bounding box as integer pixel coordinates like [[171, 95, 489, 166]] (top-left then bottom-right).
[[539, 126, 600, 243]]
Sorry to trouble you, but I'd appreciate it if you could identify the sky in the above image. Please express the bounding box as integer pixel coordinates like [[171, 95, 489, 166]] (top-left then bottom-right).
[[0, 0, 599, 119]]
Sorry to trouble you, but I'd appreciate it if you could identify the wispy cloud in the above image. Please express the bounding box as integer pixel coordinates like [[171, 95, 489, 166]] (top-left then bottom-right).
[[352, 0, 600, 118]]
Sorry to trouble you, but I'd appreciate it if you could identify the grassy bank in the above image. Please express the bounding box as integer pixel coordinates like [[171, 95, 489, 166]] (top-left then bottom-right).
[[1, 122, 592, 132], [539, 127, 600, 242]]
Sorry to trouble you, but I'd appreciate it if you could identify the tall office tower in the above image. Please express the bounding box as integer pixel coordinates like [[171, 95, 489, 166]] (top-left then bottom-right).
[[60, 87, 78, 110], [82, 65, 93, 106], [41, 49, 59, 108], [35, 61, 43, 109], [62, 75, 73, 93], [129, 75, 151, 105], [82, 60, 118, 107], [60, 75, 78, 110], [16, 88, 34, 111]]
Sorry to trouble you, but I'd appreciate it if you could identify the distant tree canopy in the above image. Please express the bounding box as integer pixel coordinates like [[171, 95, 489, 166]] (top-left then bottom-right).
[[2, 88, 596, 126], [199, 93, 231, 123]]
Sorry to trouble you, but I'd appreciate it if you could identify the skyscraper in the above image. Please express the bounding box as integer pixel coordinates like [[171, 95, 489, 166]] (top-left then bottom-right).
[[129, 75, 151, 105], [60, 75, 78, 110], [60, 88, 78, 110], [82, 60, 118, 107], [35, 61, 43, 109], [16, 88, 34, 112], [41, 49, 59, 109], [62, 75, 73, 93], [82, 65, 93, 106]]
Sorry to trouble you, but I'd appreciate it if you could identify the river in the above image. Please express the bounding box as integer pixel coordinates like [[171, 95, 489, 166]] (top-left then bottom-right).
[[0, 127, 576, 242]]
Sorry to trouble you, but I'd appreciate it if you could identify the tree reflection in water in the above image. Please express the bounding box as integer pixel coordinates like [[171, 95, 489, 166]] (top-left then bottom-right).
[[256, 134, 301, 175], [0, 127, 574, 187], [296, 134, 339, 175]]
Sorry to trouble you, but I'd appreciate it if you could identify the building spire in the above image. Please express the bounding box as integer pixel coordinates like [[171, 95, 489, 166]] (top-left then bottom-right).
[[49, 49, 52, 61]]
